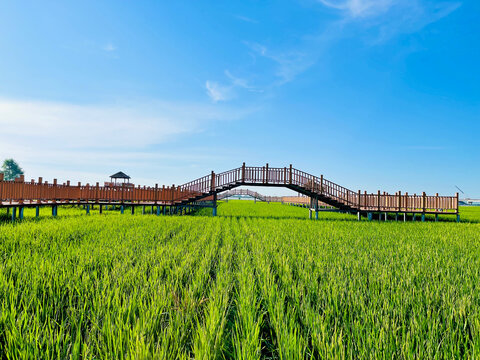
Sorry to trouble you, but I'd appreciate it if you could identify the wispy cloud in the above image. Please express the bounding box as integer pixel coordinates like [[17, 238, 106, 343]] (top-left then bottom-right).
[[235, 15, 259, 24], [205, 81, 232, 102], [245, 42, 316, 85], [0, 97, 254, 182], [318, 0, 461, 42], [102, 42, 117, 52], [318, 0, 396, 18]]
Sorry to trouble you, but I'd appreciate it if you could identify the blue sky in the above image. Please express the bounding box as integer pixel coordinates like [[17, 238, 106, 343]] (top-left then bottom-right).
[[0, 0, 478, 197]]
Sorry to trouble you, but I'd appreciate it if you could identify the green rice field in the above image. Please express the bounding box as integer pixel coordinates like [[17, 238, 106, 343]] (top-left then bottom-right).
[[1, 201, 480, 358]]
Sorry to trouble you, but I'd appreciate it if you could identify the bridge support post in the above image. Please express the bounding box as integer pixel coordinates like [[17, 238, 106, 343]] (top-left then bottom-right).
[[457, 214, 460, 223], [52, 205, 57, 217], [213, 193, 217, 217], [11, 207, 16, 221], [435, 214, 438, 222], [413, 213, 416, 221], [384, 212, 387, 222], [157, 206, 160, 216], [35, 206, 39, 218], [86, 205, 90, 214], [403, 213, 406, 222], [121, 205, 124, 214], [151, 205, 154, 214], [315, 198, 319, 220], [163, 206, 166, 215], [99, 204, 103, 214], [131, 206, 135, 215], [421, 214, 425, 222], [395, 213, 398, 221], [19, 206, 24, 220], [368, 212, 372, 221], [142, 205, 145, 215]]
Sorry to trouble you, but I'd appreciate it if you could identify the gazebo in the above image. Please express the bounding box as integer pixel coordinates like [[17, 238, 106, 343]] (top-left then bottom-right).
[[109, 171, 131, 186]]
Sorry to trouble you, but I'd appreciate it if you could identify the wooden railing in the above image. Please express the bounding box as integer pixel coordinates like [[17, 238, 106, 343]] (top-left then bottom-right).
[[0, 164, 459, 214], [217, 189, 283, 202]]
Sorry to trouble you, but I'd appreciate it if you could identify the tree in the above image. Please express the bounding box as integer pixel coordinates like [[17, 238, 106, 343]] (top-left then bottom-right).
[[1, 159, 24, 181]]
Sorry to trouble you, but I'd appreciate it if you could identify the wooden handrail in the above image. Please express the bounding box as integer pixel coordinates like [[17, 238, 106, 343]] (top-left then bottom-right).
[[0, 164, 459, 214]]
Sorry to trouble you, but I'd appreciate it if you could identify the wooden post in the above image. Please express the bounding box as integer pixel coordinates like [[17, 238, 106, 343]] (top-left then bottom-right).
[[265, 163, 269, 184], [405, 192, 408, 212], [210, 172, 215, 192], [435, 193, 439, 212], [242, 162, 246, 183], [53, 179, 57, 204], [0, 172, 3, 202], [456, 192, 459, 215], [289, 164, 292, 185], [377, 190, 381, 212], [358, 190, 361, 209], [96, 182, 99, 204], [422, 192, 426, 213], [155, 184, 158, 204], [398, 191, 401, 212], [320, 175, 323, 194]]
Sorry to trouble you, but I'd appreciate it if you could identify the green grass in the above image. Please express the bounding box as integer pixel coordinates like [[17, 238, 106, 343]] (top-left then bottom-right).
[[1, 201, 480, 358]]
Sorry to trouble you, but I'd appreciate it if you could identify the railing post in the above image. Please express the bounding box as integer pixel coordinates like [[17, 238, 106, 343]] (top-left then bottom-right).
[[398, 191, 401, 212], [377, 190, 381, 212], [242, 162, 245, 183], [358, 190, 361, 209], [320, 175, 323, 194], [96, 182, 99, 204], [0, 172, 3, 202], [422, 192, 426, 213], [435, 193, 439, 212], [405, 192, 408, 212], [289, 164, 292, 185], [456, 192, 459, 215], [210, 171, 215, 193], [155, 184, 158, 204], [265, 163, 269, 184], [53, 178, 57, 204]]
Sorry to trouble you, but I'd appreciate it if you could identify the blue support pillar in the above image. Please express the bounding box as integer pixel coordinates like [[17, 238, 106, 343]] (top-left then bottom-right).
[[421, 214, 425, 222], [11, 207, 16, 222], [142, 205, 145, 215], [36, 206, 40, 218], [163, 206, 166, 215], [213, 193, 217, 217], [86, 205, 90, 214], [395, 213, 398, 221], [368, 212, 373, 221], [157, 206, 160, 216], [131, 206, 135, 215], [121, 205, 124, 214], [52, 205, 58, 217], [19, 207, 24, 220], [457, 214, 460, 223], [435, 214, 438, 222]]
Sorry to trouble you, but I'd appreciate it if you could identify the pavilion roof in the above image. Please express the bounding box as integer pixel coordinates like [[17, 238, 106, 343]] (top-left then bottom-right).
[[110, 171, 131, 179]]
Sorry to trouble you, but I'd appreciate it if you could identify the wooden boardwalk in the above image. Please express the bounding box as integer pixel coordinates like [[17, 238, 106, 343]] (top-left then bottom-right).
[[0, 163, 459, 220]]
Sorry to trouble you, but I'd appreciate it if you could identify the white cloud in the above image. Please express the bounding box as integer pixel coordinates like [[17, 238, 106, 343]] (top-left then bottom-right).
[[103, 43, 116, 52], [318, 0, 396, 18], [235, 15, 259, 24], [205, 81, 232, 102], [0, 97, 253, 183]]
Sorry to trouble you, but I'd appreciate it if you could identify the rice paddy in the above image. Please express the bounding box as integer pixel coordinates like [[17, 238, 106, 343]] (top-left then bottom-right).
[[1, 201, 480, 358]]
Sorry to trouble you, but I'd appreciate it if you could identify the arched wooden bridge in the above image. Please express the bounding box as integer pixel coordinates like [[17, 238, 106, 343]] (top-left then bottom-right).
[[0, 163, 459, 221], [217, 189, 282, 202]]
